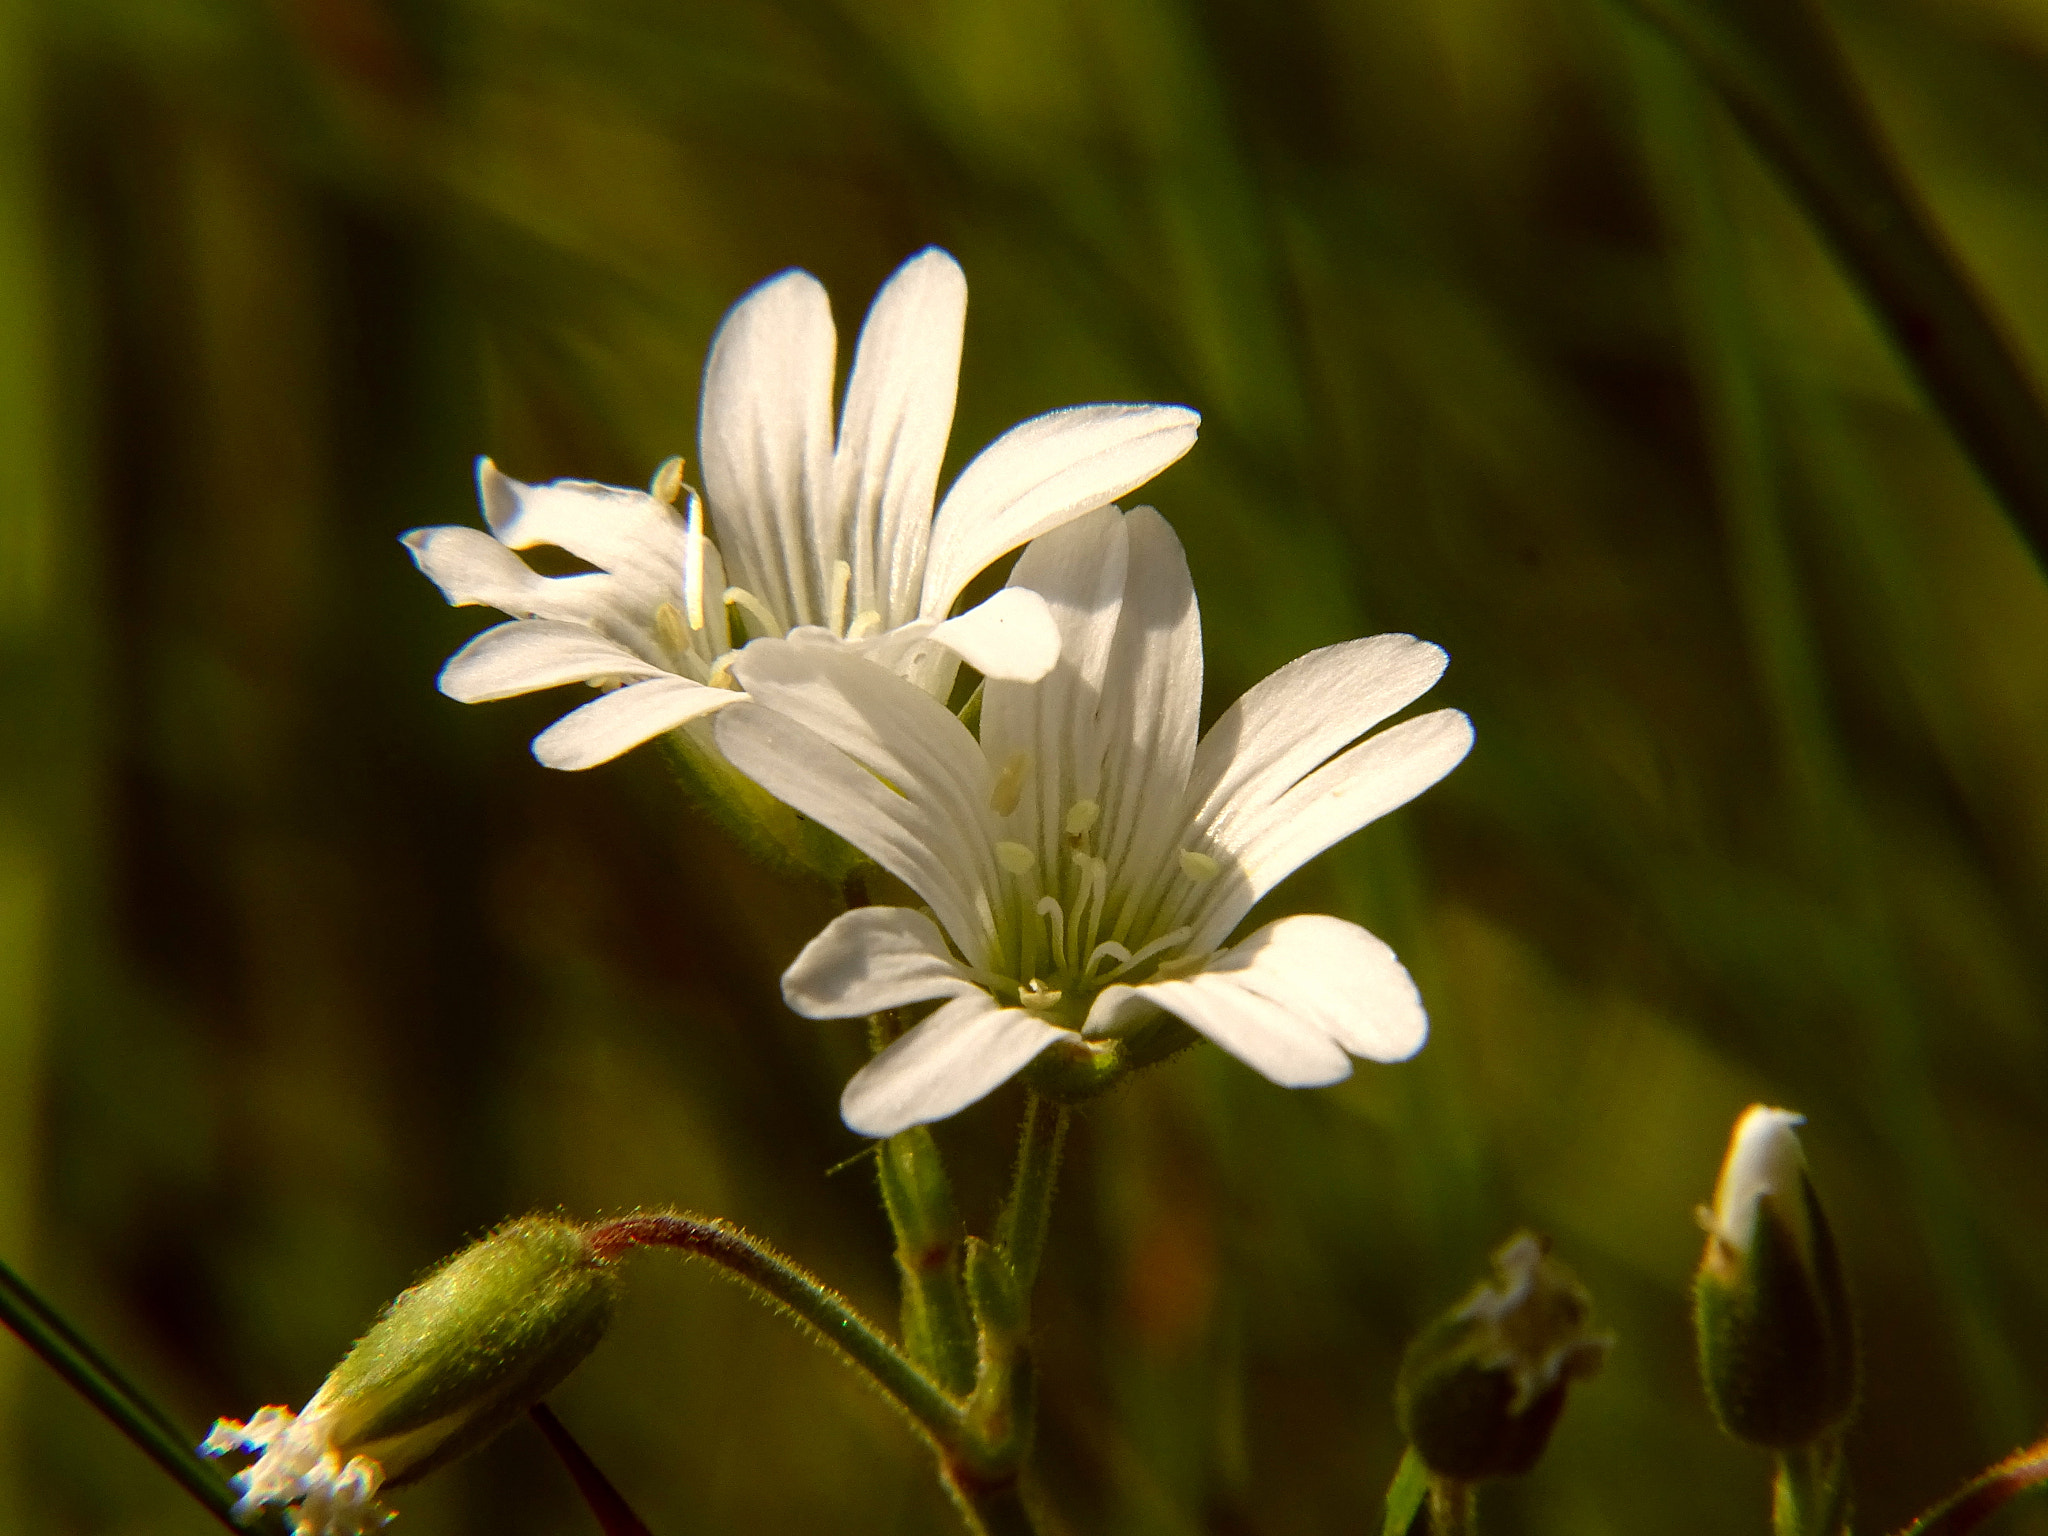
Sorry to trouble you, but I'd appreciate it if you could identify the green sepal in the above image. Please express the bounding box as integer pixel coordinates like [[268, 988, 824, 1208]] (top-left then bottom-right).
[[1696, 1175, 1857, 1451], [657, 720, 868, 887], [877, 1128, 977, 1397], [318, 1217, 617, 1487]]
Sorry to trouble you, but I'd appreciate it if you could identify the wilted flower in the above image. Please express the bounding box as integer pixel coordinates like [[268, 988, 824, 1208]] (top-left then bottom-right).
[[403, 248, 1198, 771], [1397, 1232, 1612, 1483], [716, 503, 1472, 1136], [202, 1218, 617, 1535]]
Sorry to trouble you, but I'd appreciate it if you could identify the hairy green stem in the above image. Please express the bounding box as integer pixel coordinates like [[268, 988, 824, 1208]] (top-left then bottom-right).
[[994, 1093, 1068, 1303], [0, 1255, 254, 1534], [1615, 0, 2048, 575], [949, 1471, 1040, 1536], [587, 1213, 964, 1448], [1774, 1438, 1851, 1536]]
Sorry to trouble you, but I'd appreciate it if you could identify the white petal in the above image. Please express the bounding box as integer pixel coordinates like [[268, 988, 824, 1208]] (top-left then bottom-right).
[[728, 637, 1001, 905], [402, 526, 656, 637], [928, 587, 1061, 682], [476, 460, 688, 599], [1186, 634, 1452, 847], [403, 525, 553, 612], [1190, 914, 1427, 1063], [1127, 963, 1353, 1088], [713, 703, 991, 960], [834, 249, 967, 625], [1189, 708, 1473, 952], [782, 906, 982, 1018], [839, 992, 1068, 1136], [437, 620, 669, 703], [699, 269, 837, 629], [978, 506, 1129, 865], [1091, 505, 1202, 902], [919, 403, 1199, 622], [531, 677, 743, 771]]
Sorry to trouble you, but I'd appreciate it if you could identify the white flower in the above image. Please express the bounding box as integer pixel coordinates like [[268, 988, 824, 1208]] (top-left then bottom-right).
[[403, 248, 1200, 770], [715, 504, 1474, 1136], [1702, 1105, 1809, 1257], [202, 1404, 391, 1536]]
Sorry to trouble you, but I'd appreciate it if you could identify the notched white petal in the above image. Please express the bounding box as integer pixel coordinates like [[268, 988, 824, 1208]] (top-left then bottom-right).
[[928, 587, 1062, 682], [839, 993, 1067, 1137], [438, 620, 666, 703], [783, 907, 982, 1018], [920, 403, 1200, 620], [531, 676, 742, 771]]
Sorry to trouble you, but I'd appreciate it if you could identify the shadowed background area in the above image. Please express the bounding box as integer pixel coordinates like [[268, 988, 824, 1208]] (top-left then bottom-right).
[[1, 0, 2045, 1531]]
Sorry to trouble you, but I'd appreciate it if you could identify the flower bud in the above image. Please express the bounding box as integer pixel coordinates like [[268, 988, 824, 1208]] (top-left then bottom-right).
[[1694, 1105, 1856, 1450], [203, 1217, 618, 1535], [1396, 1232, 1612, 1483]]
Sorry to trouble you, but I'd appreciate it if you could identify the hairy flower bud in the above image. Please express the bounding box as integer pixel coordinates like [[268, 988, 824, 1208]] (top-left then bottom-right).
[[1694, 1106, 1856, 1450], [203, 1217, 618, 1535], [1396, 1232, 1611, 1483]]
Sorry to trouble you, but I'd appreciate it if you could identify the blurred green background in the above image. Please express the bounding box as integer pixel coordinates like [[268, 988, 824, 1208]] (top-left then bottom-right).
[[3, 0, 2047, 1531]]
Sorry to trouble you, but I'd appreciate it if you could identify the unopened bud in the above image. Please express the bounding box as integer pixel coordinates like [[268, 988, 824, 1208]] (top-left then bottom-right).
[[1396, 1232, 1611, 1483], [203, 1216, 618, 1535], [1694, 1105, 1856, 1449]]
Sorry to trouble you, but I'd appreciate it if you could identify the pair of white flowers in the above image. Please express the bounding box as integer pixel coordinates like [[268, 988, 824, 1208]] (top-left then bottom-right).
[[407, 248, 1473, 1140]]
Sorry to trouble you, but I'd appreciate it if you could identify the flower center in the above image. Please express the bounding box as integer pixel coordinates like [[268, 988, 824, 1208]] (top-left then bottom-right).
[[976, 786, 1218, 1028]]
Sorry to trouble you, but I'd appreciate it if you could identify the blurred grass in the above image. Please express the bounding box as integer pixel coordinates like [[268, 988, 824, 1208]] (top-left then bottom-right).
[[2, 0, 2046, 1532]]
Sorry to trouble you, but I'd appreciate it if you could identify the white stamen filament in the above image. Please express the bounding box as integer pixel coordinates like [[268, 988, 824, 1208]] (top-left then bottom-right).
[[1107, 925, 1194, 981], [828, 559, 853, 636], [1085, 940, 1132, 977], [723, 586, 783, 643], [654, 602, 687, 657], [682, 493, 708, 632], [1035, 895, 1068, 973], [705, 655, 739, 690], [846, 609, 885, 640]]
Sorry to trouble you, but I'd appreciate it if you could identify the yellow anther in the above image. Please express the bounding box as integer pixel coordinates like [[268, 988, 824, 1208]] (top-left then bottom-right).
[[1064, 800, 1101, 836], [650, 456, 686, 504], [654, 602, 687, 655], [1179, 850, 1220, 883], [705, 655, 740, 691], [1018, 979, 1063, 1010], [990, 752, 1030, 816], [846, 609, 885, 640], [995, 841, 1036, 875]]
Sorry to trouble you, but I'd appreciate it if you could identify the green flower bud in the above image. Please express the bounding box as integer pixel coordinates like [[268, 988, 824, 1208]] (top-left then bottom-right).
[[1396, 1233, 1612, 1483], [202, 1217, 618, 1535], [1694, 1105, 1856, 1450]]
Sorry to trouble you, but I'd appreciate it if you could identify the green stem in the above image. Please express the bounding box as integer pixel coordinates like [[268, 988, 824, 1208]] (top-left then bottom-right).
[[948, 1469, 1042, 1536], [994, 1093, 1068, 1302], [1774, 1438, 1852, 1536], [1613, 0, 2048, 575], [588, 1213, 965, 1449], [0, 1255, 254, 1534], [879, 1125, 979, 1397]]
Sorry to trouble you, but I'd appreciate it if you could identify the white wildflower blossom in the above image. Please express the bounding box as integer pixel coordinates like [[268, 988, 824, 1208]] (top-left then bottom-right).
[[202, 1403, 391, 1536], [402, 248, 1199, 769], [716, 503, 1473, 1136]]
